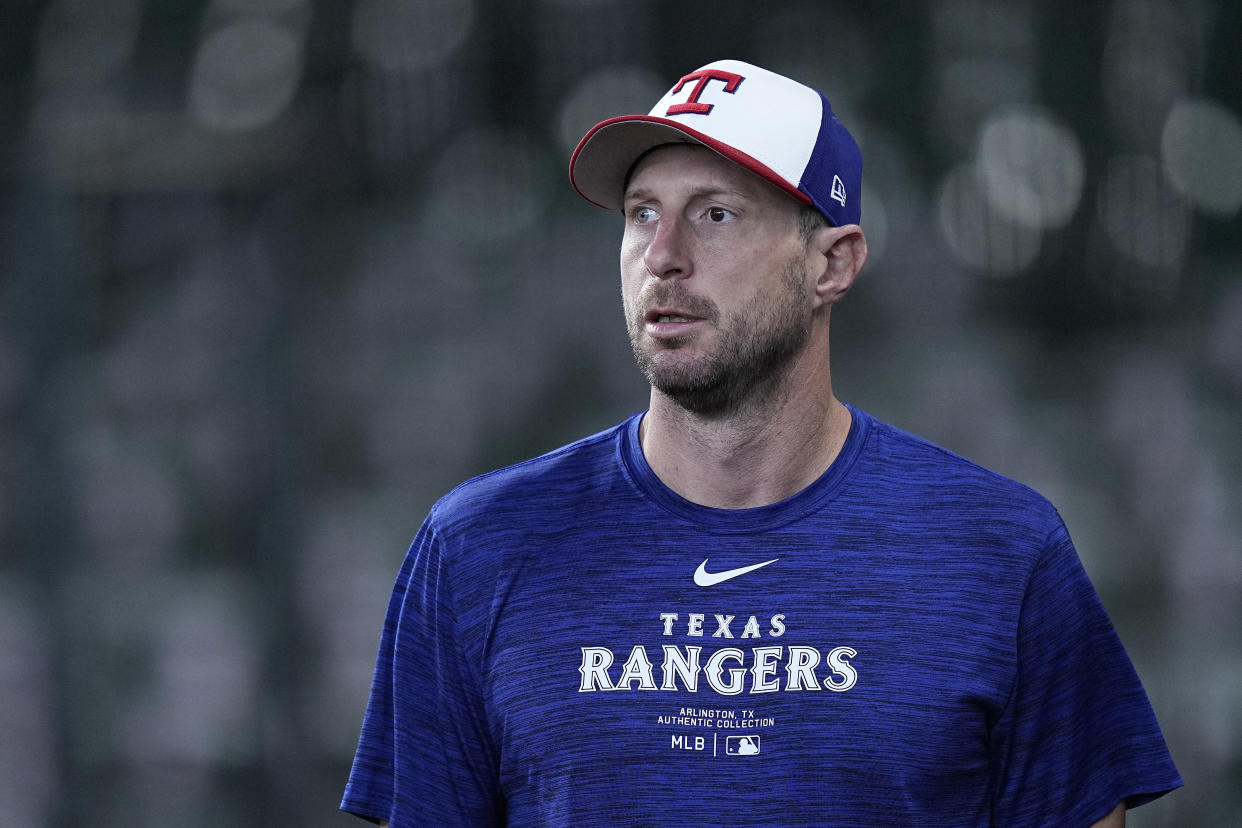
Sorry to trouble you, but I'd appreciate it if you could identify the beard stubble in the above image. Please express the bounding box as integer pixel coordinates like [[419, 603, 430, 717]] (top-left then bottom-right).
[[627, 256, 812, 417]]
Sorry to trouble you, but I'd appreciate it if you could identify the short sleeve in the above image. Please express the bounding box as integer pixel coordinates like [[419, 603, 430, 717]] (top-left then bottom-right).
[[988, 519, 1182, 825], [340, 514, 504, 825]]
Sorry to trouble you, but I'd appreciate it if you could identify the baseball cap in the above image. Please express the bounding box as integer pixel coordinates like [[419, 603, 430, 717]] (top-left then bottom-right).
[[569, 59, 862, 226]]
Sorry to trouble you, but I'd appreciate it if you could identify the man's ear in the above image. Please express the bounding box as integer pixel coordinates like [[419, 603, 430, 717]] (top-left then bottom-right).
[[811, 224, 867, 309]]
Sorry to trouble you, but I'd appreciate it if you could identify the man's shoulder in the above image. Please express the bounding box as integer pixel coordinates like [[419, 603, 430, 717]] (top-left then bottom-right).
[[856, 408, 1057, 515], [431, 416, 635, 522]]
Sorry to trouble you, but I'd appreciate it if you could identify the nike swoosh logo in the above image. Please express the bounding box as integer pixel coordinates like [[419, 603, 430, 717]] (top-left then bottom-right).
[[693, 558, 780, 587]]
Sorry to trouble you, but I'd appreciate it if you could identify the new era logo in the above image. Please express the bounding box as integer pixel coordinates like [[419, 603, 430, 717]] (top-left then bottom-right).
[[831, 174, 847, 206]]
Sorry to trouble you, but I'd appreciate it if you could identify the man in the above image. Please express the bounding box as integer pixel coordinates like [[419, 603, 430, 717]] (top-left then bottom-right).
[[341, 59, 1181, 827]]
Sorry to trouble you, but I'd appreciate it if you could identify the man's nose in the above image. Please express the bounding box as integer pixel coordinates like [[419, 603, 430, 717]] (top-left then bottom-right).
[[643, 215, 693, 280]]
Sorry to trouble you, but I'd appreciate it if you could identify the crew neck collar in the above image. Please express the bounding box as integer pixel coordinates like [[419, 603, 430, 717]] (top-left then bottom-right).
[[619, 404, 871, 532]]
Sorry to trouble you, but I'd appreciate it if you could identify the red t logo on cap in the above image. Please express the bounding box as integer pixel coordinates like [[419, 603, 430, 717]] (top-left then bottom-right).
[[665, 69, 745, 116]]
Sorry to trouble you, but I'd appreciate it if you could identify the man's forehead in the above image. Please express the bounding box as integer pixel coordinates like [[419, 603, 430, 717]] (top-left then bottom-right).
[[624, 144, 794, 206]]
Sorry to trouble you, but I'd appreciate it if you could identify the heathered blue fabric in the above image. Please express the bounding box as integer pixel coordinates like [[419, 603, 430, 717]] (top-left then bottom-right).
[[341, 406, 1181, 827]]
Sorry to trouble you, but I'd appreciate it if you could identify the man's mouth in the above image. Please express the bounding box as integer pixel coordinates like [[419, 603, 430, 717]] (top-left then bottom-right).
[[642, 309, 705, 341]]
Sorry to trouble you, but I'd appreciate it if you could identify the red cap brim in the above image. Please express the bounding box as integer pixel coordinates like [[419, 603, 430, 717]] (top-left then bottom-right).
[[569, 115, 812, 210]]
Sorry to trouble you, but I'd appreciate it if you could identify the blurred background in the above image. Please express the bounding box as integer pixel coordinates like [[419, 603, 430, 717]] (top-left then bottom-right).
[[1, 0, 1239, 825]]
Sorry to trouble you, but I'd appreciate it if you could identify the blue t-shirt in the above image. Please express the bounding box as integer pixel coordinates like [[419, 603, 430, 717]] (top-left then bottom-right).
[[342, 406, 1181, 826]]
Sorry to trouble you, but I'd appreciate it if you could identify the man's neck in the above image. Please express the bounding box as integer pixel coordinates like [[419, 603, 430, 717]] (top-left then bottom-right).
[[639, 377, 852, 510]]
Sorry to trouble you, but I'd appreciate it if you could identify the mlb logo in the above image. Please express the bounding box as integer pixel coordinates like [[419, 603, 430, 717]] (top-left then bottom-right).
[[725, 736, 761, 756]]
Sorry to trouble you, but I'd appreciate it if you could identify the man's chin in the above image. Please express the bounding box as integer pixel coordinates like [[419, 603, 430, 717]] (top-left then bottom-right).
[[652, 380, 737, 417], [639, 361, 735, 415], [636, 349, 711, 387]]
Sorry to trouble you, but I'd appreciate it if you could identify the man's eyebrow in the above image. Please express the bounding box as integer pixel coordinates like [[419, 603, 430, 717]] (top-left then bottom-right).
[[623, 185, 751, 204], [622, 185, 654, 204]]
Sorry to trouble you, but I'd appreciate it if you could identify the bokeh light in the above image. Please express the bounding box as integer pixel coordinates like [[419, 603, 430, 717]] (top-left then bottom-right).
[[929, 0, 1036, 159], [34, 0, 143, 91], [350, 0, 475, 72], [937, 162, 1043, 275], [1161, 97, 1242, 216], [977, 106, 1085, 229], [188, 19, 305, 131]]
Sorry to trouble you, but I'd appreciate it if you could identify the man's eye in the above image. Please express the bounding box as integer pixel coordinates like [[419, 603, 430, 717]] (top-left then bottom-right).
[[632, 206, 657, 224], [706, 207, 732, 222]]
